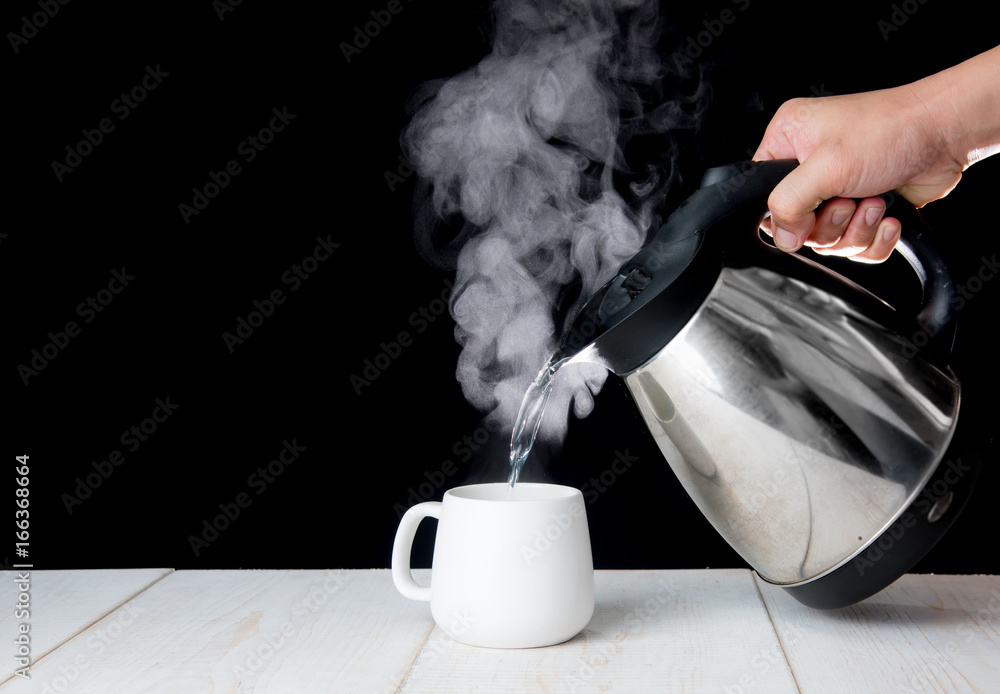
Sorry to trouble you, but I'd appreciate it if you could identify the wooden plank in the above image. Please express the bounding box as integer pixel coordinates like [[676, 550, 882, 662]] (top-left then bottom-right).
[[7, 568, 995, 693], [0, 569, 435, 694], [0, 569, 173, 683], [398, 569, 799, 694], [755, 572, 1000, 693]]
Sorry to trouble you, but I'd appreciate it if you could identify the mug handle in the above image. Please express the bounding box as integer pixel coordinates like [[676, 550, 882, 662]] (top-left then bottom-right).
[[391, 501, 441, 601]]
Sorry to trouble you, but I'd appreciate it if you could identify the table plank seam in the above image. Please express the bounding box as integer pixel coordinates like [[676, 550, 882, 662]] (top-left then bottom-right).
[[0, 569, 176, 690], [392, 620, 436, 693], [752, 571, 805, 694]]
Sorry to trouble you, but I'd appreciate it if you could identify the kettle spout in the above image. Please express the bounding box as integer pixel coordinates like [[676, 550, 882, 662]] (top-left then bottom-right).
[[551, 341, 607, 371], [552, 274, 622, 372]]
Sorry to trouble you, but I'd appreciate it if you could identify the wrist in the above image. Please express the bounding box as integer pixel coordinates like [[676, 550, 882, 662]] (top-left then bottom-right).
[[916, 46, 1000, 168]]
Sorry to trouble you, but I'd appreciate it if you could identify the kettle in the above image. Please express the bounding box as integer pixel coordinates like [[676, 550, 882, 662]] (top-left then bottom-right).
[[556, 159, 980, 609]]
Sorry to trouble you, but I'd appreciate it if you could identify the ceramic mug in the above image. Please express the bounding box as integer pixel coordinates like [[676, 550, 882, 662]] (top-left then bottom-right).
[[391, 483, 594, 648]]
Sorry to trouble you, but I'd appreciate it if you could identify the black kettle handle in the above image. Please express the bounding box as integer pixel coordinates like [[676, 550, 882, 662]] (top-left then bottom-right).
[[699, 159, 958, 363], [882, 193, 957, 355]]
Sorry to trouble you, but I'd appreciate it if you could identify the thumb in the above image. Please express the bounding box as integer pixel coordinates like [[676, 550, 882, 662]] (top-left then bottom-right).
[[767, 155, 842, 251]]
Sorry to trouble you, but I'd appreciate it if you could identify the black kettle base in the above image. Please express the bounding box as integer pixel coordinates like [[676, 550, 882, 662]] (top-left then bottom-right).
[[767, 415, 983, 610]]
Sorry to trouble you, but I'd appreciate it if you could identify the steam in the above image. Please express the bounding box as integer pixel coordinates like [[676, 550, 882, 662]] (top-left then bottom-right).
[[404, 0, 707, 446]]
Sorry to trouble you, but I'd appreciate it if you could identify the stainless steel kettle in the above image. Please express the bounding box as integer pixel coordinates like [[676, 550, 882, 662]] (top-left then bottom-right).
[[556, 159, 980, 608]]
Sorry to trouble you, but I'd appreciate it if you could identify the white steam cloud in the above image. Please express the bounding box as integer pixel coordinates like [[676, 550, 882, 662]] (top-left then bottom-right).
[[404, 0, 707, 446]]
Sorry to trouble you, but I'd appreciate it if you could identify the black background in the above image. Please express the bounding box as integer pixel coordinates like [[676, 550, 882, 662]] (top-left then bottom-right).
[[5, 0, 998, 575]]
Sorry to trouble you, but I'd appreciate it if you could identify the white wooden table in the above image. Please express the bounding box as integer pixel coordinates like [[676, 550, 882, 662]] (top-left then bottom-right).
[[1, 569, 998, 693]]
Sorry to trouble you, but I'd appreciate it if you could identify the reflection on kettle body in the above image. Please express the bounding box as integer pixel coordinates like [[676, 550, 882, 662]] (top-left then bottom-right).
[[626, 266, 959, 585], [634, 371, 716, 479]]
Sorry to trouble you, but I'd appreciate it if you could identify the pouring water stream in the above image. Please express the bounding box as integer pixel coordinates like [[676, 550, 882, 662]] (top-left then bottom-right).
[[505, 347, 603, 500]]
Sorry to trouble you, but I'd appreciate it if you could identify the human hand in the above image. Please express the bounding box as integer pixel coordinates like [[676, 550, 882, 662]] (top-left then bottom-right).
[[753, 86, 965, 263]]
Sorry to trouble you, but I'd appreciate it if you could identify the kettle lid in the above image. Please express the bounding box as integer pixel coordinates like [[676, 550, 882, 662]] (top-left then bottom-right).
[[557, 160, 798, 374]]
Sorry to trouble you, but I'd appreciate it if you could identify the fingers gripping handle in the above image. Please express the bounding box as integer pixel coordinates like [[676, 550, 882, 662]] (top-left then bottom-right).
[[391, 502, 441, 601], [702, 160, 957, 364]]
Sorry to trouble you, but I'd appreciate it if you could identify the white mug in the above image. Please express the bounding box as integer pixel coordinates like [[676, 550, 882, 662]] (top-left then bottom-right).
[[391, 483, 594, 648]]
